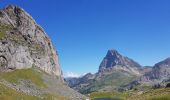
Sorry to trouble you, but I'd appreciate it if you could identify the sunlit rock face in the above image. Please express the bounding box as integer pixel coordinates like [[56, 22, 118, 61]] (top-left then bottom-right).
[[0, 5, 61, 76]]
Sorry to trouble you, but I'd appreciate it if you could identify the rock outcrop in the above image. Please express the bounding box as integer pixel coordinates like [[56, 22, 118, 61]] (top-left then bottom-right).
[[0, 5, 61, 76]]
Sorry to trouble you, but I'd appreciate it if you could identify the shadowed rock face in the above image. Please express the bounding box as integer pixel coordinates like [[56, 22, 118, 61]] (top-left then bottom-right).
[[99, 49, 142, 75], [0, 5, 61, 76]]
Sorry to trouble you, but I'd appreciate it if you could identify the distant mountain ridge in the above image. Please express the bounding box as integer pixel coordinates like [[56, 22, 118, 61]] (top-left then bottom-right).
[[66, 49, 144, 93], [66, 49, 170, 93], [138, 57, 170, 85]]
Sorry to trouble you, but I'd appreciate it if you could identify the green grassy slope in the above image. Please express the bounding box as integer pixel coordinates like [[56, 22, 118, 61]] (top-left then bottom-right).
[[0, 68, 67, 100], [0, 68, 46, 87], [0, 83, 40, 100], [97, 71, 137, 86], [0, 83, 66, 100], [89, 91, 129, 99], [127, 88, 170, 100], [89, 88, 170, 100], [81, 71, 137, 93]]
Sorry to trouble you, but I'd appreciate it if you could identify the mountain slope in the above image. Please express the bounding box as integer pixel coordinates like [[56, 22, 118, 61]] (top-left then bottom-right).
[[67, 49, 170, 94], [66, 49, 143, 93], [139, 57, 170, 85], [0, 5, 86, 100], [122, 57, 170, 91]]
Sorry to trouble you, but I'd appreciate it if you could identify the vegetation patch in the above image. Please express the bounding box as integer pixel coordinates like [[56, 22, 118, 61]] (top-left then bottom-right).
[[89, 88, 170, 100], [89, 91, 129, 99], [0, 68, 46, 88], [0, 24, 12, 39], [0, 31, 5, 40], [82, 71, 137, 93], [43, 94, 68, 100], [127, 88, 170, 100], [10, 33, 25, 44]]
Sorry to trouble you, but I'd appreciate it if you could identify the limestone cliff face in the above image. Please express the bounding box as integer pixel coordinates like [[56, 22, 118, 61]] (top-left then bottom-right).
[[0, 5, 61, 76]]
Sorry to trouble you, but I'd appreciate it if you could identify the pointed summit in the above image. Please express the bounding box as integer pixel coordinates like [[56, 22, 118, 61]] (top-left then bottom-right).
[[99, 49, 142, 75], [103, 49, 125, 68], [106, 49, 120, 57], [100, 49, 125, 70]]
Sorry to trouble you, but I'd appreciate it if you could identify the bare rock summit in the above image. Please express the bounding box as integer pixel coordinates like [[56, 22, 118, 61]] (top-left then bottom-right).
[[99, 49, 142, 75]]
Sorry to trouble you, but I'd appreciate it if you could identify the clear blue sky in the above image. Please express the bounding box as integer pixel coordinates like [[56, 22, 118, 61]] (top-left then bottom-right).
[[0, 0, 170, 76]]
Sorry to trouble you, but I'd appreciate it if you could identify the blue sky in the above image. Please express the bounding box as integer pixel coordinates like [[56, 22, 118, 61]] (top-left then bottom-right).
[[0, 0, 170, 77]]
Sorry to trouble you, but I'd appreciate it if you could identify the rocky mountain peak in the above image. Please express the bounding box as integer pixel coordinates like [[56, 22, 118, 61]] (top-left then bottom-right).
[[99, 49, 142, 75], [103, 49, 124, 67], [104, 49, 128, 66], [106, 49, 120, 57]]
